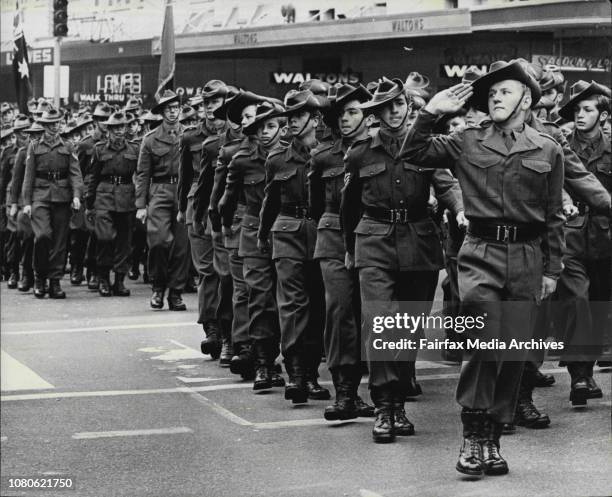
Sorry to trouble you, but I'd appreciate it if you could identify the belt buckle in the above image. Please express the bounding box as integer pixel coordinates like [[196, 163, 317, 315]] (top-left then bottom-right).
[[499, 225, 517, 243], [170, 176, 178, 184], [112, 175, 120, 185], [390, 209, 397, 223], [49, 171, 60, 181]]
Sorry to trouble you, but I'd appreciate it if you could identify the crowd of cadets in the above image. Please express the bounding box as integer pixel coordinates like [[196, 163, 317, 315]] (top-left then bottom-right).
[[1, 59, 610, 477]]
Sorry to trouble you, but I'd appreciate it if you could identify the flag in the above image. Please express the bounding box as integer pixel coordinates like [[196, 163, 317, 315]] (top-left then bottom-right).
[[12, 1, 32, 114], [155, 0, 175, 101]]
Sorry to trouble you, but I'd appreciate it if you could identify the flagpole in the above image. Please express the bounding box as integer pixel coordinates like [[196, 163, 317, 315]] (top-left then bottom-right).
[[54, 36, 61, 108]]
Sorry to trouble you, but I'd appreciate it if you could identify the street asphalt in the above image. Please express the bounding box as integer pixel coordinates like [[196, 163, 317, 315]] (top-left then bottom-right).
[[1, 277, 610, 497]]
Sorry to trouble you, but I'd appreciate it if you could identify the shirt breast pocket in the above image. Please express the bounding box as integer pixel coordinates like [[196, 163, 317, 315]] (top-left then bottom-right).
[[243, 171, 265, 186], [462, 154, 500, 198], [359, 162, 387, 199], [123, 153, 138, 173], [151, 145, 171, 166], [518, 159, 551, 201], [273, 167, 299, 201]]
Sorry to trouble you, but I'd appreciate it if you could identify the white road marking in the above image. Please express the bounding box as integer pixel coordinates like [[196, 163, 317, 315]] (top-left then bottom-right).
[[1, 350, 55, 392], [72, 427, 193, 440], [176, 376, 228, 383], [1, 321, 197, 336], [360, 490, 385, 497], [254, 418, 370, 429], [415, 360, 451, 369]]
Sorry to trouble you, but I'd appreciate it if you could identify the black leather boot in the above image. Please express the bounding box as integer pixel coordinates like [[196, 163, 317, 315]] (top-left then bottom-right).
[[532, 368, 555, 387], [128, 263, 140, 280], [112, 272, 130, 296], [48, 278, 66, 299], [230, 343, 254, 379], [252, 342, 272, 391], [200, 321, 221, 359], [585, 363, 603, 399], [284, 355, 308, 404], [568, 362, 590, 406], [515, 376, 551, 427], [7, 271, 19, 289], [324, 369, 357, 421], [481, 417, 509, 475], [371, 388, 395, 443], [150, 287, 165, 309], [33, 277, 46, 298], [347, 365, 374, 417], [392, 399, 415, 436], [269, 362, 286, 387], [219, 338, 234, 367], [456, 409, 485, 476], [305, 366, 331, 400], [98, 271, 112, 297], [87, 272, 99, 291], [70, 265, 84, 285], [167, 289, 186, 311], [18, 271, 33, 292]]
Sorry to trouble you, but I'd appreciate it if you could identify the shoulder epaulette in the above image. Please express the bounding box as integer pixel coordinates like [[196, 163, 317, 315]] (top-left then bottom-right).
[[203, 135, 220, 146], [311, 142, 334, 157], [267, 144, 288, 159], [144, 128, 156, 138], [537, 131, 559, 145]]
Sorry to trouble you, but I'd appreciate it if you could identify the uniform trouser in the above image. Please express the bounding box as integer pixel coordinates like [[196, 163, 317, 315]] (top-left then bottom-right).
[[320, 258, 360, 370], [85, 233, 97, 273], [455, 236, 541, 424], [243, 255, 280, 362], [274, 257, 325, 369], [30, 202, 71, 280], [360, 266, 438, 402], [229, 248, 250, 347], [130, 219, 148, 270], [95, 210, 134, 273], [17, 211, 34, 279], [188, 222, 217, 326], [5, 219, 20, 274], [213, 232, 233, 339], [442, 256, 461, 320], [556, 255, 611, 363], [146, 189, 190, 291], [68, 208, 88, 270]]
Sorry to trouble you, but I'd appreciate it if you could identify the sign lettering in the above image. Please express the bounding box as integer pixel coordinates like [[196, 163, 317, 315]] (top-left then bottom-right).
[[270, 72, 361, 85], [3, 47, 53, 66], [532, 54, 610, 73], [96, 73, 142, 94], [234, 32, 258, 45], [391, 18, 424, 33], [441, 64, 488, 78]]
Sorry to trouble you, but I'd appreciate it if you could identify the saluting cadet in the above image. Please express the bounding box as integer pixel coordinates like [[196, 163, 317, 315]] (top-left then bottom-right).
[[0, 115, 30, 289], [192, 86, 241, 365], [178, 80, 229, 361], [308, 84, 376, 420], [86, 111, 139, 297], [23, 108, 84, 299], [556, 81, 612, 406], [8, 121, 44, 292], [258, 90, 329, 404], [135, 90, 190, 310], [341, 78, 463, 443], [78, 102, 112, 291], [218, 101, 287, 391], [401, 60, 565, 476]]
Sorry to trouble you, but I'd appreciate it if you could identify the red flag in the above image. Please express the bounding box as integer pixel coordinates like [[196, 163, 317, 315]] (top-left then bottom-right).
[[12, 2, 32, 114], [155, 0, 175, 101]]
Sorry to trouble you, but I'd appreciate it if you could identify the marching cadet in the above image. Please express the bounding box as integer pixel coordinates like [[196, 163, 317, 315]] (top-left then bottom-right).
[[135, 90, 190, 310], [556, 80, 612, 406], [533, 65, 565, 123], [0, 127, 14, 280], [125, 113, 142, 142], [140, 110, 162, 134], [179, 105, 198, 129], [192, 86, 241, 366], [308, 84, 376, 420], [258, 89, 328, 404], [1, 116, 31, 288], [78, 102, 112, 291], [218, 101, 286, 390], [401, 60, 565, 476], [210, 91, 262, 379], [341, 78, 463, 443], [178, 80, 229, 361], [23, 108, 84, 299], [86, 111, 139, 297], [124, 96, 143, 116], [8, 121, 44, 292], [1, 103, 14, 128]]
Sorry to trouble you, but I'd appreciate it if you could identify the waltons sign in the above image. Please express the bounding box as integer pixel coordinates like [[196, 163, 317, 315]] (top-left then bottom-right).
[[271, 72, 361, 85]]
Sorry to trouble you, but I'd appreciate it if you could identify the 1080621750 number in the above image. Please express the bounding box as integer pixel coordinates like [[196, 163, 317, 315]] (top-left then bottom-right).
[[5, 477, 75, 490]]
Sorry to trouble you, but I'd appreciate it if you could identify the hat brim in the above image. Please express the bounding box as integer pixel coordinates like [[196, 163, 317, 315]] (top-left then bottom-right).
[[152, 94, 180, 114], [558, 82, 610, 121], [226, 92, 265, 125], [38, 116, 64, 124], [471, 63, 542, 113], [357, 86, 405, 110], [243, 108, 285, 135], [277, 101, 321, 117]]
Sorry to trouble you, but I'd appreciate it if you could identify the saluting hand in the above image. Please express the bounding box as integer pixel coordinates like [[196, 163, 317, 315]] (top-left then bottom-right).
[[424, 83, 474, 116], [136, 208, 147, 223]]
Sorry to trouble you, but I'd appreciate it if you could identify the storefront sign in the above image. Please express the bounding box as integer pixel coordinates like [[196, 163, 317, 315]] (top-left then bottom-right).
[[270, 71, 361, 85], [532, 54, 611, 73], [3, 47, 53, 66], [440, 64, 489, 78], [96, 72, 142, 94]]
